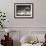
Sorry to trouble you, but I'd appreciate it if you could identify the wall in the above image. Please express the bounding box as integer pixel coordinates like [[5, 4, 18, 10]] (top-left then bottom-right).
[[0, 0, 46, 27], [0, 0, 46, 46], [1, 0, 46, 27]]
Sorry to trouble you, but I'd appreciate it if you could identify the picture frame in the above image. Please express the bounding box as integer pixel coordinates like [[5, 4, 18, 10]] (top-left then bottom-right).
[[14, 3, 33, 18]]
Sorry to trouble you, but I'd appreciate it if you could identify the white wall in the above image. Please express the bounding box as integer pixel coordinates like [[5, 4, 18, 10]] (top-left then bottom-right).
[[0, 0, 46, 31], [0, 0, 46, 46], [0, 0, 46, 27]]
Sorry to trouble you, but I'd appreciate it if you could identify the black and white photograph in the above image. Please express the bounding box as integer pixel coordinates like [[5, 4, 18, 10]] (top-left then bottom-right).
[[14, 3, 33, 18]]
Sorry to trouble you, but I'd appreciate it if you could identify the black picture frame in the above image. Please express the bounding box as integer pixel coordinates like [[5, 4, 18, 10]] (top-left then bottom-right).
[[14, 3, 33, 18]]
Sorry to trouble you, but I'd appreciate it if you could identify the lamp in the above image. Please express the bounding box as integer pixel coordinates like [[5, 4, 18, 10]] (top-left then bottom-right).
[[5, 29, 10, 33], [5, 29, 10, 37]]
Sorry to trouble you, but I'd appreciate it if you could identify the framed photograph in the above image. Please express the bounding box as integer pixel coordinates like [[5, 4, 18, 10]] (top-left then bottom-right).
[[14, 3, 33, 18]]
